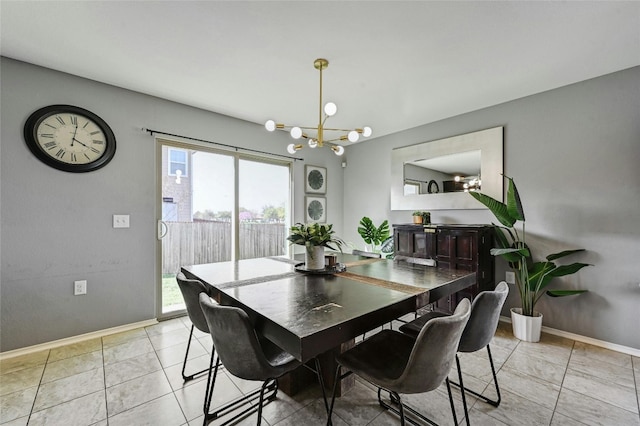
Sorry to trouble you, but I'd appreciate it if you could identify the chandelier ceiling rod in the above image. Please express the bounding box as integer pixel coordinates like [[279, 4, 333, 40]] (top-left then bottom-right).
[[264, 58, 372, 156]]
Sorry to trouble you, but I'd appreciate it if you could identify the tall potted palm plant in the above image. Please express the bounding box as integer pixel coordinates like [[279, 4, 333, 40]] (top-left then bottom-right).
[[470, 175, 592, 341]]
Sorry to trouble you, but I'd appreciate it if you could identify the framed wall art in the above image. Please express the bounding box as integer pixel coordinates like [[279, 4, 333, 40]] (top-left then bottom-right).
[[305, 165, 326, 194], [305, 196, 326, 223]]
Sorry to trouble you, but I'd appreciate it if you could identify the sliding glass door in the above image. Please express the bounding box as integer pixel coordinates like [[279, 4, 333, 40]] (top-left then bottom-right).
[[238, 158, 290, 260], [157, 140, 291, 317]]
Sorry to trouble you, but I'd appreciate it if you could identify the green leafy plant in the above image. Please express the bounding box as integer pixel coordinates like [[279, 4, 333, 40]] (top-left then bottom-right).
[[469, 175, 592, 317], [287, 223, 345, 255], [357, 217, 390, 252], [411, 211, 423, 216]]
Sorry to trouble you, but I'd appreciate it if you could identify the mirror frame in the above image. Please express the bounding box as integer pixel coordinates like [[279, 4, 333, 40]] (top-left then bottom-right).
[[391, 126, 503, 210]]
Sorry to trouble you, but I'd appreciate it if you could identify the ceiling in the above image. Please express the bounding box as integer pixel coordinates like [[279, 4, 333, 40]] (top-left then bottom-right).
[[2, 1, 639, 144]]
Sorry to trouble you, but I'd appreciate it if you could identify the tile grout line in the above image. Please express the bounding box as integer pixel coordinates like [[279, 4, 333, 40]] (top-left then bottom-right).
[[26, 349, 51, 424], [547, 338, 575, 425], [101, 336, 109, 426], [633, 357, 640, 422]]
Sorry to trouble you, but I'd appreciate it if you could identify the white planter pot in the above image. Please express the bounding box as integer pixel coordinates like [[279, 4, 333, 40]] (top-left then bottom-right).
[[511, 308, 543, 342], [305, 246, 325, 270]]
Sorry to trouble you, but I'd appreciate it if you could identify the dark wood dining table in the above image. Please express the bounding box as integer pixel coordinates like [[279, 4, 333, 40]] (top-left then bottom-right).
[[181, 253, 476, 394]]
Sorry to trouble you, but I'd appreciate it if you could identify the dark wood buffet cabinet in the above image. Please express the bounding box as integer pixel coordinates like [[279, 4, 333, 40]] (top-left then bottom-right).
[[393, 224, 495, 312]]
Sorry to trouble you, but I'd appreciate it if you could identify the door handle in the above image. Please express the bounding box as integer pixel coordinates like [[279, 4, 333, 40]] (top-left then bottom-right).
[[157, 220, 168, 240]]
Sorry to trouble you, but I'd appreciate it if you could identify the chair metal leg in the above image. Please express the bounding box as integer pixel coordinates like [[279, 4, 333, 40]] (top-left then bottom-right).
[[449, 344, 501, 407], [204, 374, 278, 425], [455, 354, 471, 426], [256, 380, 270, 426], [327, 365, 353, 426], [445, 378, 459, 426], [203, 352, 220, 421], [182, 324, 210, 381], [377, 387, 441, 426], [313, 358, 331, 415], [326, 365, 340, 426]]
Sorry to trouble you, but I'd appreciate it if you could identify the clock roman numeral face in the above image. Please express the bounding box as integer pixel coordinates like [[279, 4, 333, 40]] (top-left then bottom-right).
[[36, 114, 107, 164]]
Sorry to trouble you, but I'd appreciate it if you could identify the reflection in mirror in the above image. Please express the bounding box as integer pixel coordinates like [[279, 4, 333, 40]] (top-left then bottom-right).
[[391, 126, 503, 210], [404, 150, 482, 194]]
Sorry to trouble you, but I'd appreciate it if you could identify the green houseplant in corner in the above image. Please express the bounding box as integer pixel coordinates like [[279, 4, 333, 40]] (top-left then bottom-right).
[[287, 222, 345, 270], [470, 175, 592, 342]]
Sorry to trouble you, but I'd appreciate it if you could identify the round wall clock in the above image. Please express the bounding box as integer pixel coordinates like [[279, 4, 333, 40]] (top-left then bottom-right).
[[24, 105, 116, 173]]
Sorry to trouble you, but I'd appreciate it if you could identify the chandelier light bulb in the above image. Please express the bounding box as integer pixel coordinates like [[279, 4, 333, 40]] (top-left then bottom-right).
[[287, 143, 302, 154], [265, 120, 276, 132], [332, 145, 345, 156], [324, 102, 337, 116], [290, 127, 303, 139], [347, 130, 359, 143], [362, 126, 372, 137], [308, 139, 318, 148]]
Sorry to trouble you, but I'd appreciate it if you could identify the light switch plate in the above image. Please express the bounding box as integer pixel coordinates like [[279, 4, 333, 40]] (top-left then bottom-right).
[[74, 280, 87, 295], [113, 214, 130, 228]]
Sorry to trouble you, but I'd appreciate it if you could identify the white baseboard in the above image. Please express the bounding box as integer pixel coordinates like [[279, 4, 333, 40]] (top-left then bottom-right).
[[0, 318, 159, 361], [499, 316, 640, 357]]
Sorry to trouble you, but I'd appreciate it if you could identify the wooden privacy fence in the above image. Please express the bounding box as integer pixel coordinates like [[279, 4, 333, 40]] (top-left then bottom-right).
[[162, 221, 286, 274]]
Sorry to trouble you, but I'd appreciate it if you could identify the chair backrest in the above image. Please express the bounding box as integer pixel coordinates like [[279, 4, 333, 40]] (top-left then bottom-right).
[[458, 281, 509, 353], [352, 249, 382, 259], [175, 272, 210, 334], [395, 298, 471, 394], [198, 293, 294, 381]]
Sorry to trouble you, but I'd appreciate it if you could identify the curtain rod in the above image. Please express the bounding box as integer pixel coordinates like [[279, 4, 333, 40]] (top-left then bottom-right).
[[143, 128, 304, 162]]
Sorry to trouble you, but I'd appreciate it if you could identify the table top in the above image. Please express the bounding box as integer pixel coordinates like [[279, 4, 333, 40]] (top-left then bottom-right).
[[182, 255, 475, 362], [344, 260, 476, 306]]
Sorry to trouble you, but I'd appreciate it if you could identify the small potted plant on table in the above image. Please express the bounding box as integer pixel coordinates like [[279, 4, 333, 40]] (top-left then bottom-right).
[[287, 223, 345, 270]]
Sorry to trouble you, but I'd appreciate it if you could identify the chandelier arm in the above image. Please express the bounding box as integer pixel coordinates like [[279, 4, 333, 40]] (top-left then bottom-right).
[[276, 125, 318, 131], [318, 60, 323, 130], [323, 136, 346, 143], [321, 127, 361, 132]]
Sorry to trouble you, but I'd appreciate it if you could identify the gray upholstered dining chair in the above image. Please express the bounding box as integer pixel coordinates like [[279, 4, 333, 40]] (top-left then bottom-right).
[[175, 272, 214, 381], [198, 293, 305, 426], [400, 281, 509, 424], [352, 249, 382, 258], [327, 298, 471, 426]]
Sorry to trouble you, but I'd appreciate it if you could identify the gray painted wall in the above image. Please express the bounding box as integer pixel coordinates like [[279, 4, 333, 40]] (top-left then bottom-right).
[[342, 66, 640, 349], [2, 57, 638, 351], [0, 58, 343, 351]]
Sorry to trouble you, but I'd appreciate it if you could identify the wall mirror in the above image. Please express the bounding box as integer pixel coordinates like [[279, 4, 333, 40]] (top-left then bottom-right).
[[390, 126, 503, 210]]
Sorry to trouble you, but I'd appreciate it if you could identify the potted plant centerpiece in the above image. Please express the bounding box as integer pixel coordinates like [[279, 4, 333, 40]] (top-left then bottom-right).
[[287, 222, 345, 270], [470, 175, 592, 342]]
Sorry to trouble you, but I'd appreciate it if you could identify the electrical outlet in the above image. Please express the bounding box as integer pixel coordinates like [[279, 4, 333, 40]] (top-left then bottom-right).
[[113, 214, 130, 228], [505, 271, 516, 285], [74, 280, 87, 295]]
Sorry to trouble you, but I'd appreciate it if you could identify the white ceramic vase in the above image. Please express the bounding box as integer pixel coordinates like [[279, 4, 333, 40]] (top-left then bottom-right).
[[511, 308, 543, 342], [305, 246, 325, 270]]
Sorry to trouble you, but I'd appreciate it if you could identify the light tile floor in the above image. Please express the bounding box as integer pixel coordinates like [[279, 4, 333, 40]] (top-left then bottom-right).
[[1, 317, 639, 426]]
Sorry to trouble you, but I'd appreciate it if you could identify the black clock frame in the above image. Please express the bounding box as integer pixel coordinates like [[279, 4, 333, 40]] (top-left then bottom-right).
[[24, 104, 116, 173]]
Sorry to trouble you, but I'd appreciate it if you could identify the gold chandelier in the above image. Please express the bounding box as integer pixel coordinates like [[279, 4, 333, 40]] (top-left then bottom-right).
[[265, 58, 372, 156]]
